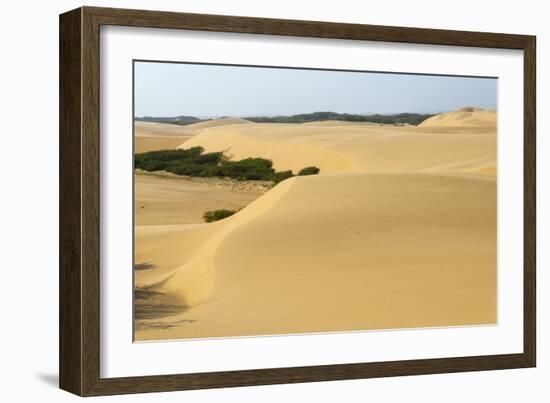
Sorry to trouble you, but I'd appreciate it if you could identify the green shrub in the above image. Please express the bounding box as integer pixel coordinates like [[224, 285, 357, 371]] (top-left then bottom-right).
[[139, 159, 167, 171], [195, 151, 224, 165], [244, 112, 434, 125], [141, 147, 204, 162], [135, 147, 221, 177], [168, 162, 205, 176], [135, 147, 313, 183], [203, 209, 238, 223], [297, 166, 320, 176], [221, 158, 275, 180], [201, 165, 224, 177], [272, 170, 294, 183]]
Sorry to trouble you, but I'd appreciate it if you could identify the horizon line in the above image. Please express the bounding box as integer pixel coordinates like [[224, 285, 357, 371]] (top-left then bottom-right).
[[134, 107, 496, 119]]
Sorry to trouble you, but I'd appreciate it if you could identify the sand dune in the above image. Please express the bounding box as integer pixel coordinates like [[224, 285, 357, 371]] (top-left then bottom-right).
[[134, 118, 252, 153], [419, 107, 497, 128], [135, 121, 190, 137], [182, 117, 496, 176], [134, 108, 497, 340], [135, 172, 496, 340], [134, 122, 193, 153], [301, 120, 381, 127], [183, 117, 252, 131]]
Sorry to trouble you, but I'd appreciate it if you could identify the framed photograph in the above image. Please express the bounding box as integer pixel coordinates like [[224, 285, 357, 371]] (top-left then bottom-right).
[[59, 6, 536, 396]]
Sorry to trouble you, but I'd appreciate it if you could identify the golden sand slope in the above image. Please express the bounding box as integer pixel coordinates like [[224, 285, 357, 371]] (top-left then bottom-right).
[[181, 117, 251, 131], [301, 120, 381, 127], [135, 108, 497, 340], [182, 118, 496, 176], [134, 122, 193, 153], [419, 107, 497, 128], [135, 173, 496, 340], [134, 118, 252, 153]]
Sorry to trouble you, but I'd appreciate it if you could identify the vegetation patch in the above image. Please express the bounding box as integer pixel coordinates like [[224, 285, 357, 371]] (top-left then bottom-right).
[[298, 166, 320, 176], [135, 111, 434, 126], [272, 170, 295, 184], [203, 209, 239, 223], [135, 147, 320, 184], [245, 111, 434, 126]]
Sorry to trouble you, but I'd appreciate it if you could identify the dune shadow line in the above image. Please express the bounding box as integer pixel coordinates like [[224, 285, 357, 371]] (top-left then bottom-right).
[[135, 262, 155, 270], [134, 288, 187, 320]]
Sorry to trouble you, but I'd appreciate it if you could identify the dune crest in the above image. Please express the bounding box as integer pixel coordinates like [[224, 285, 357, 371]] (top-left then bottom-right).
[[134, 118, 253, 152], [149, 178, 296, 308], [184, 117, 252, 132], [419, 107, 496, 128], [182, 126, 360, 173], [182, 117, 496, 176]]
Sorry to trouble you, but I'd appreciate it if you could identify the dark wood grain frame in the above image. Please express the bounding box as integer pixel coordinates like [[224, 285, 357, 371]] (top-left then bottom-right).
[[59, 6, 536, 396]]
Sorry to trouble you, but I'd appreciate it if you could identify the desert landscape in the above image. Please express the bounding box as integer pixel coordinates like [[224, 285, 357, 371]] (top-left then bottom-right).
[[133, 107, 497, 341]]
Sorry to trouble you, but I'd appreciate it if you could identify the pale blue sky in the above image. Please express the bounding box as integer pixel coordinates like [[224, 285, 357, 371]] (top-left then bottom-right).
[[134, 61, 497, 117]]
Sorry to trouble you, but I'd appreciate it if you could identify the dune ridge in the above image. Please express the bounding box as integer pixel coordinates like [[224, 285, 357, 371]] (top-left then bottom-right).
[[419, 107, 496, 128], [134, 118, 253, 152], [182, 117, 252, 131], [139, 178, 296, 308], [182, 118, 496, 176], [182, 126, 360, 173]]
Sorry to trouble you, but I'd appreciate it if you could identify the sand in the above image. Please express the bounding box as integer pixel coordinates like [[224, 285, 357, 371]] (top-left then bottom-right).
[[134, 108, 497, 340], [419, 107, 497, 128], [134, 118, 253, 153], [134, 171, 270, 226], [181, 113, 496, 176], [134, 122, 192, 153]]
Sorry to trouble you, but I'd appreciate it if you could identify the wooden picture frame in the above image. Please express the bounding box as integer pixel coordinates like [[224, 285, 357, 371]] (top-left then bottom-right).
[[59, 6, 536, 396]]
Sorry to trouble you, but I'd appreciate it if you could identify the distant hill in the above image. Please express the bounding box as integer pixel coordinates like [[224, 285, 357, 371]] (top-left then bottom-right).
[[244, 111, 435, 126], [135, 112, 435, 126], [135, 115, 209, 126]]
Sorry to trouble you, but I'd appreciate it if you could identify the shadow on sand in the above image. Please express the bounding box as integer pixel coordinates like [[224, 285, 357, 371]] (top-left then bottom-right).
[[134, 287, 196, 331]]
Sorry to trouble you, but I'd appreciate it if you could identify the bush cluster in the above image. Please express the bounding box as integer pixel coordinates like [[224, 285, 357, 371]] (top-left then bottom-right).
[[135, 147, 320, 184], [272, 170, 294, 184], [135, 115, 204, 126], [298, 166, 320, 176], [203, 209, 238, 223], [245, 111, 434, 125]]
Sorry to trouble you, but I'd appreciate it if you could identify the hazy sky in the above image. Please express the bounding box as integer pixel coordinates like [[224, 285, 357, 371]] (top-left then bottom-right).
[[134, 61, 497, 117]]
